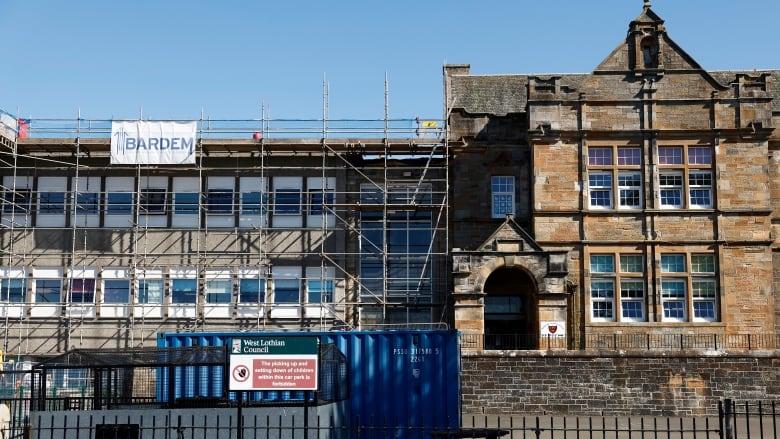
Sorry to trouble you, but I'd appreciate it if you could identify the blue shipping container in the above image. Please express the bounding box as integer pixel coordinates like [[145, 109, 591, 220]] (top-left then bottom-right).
[[158, 330, 461, 429]]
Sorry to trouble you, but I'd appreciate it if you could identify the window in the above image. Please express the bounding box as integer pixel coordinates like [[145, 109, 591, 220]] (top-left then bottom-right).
[[587, 146, 642, 210], [35, 279, 61, 304], [618, 172, 642, 209], [589, 173, 613, 208], [657, 145, 713, 209], [589, 148, 612, 166], [69, 279, 95, 303], [589, 254, 615, 321], [590, 253, 645, 322], [491, 176, 515, 218], [0, 279, 25, 302], [171, 279, 197, 304], [274, 189, 301, 215], [309, 190, 334, 216], [660, 253, 717, 322], [39, 191, 65, 214], [139, 188, 167, 214], [106, 193, 133, 215], [307, 279, 334, 303], [103, 280, 130, 303], [3, 189, 31, 214], [206, 279, 232, 304], [691, 254, 716, 322], [274, 278, 300, 303], [138, 280, 163, 304], [659, 172, 683, 208], [207, 189, 233, 214], [75, 192, 99, 215], [239, 278, 265, 303], [174, 192, 199, 214], [688, 171, 712, 208], [360, 185, 433, 307], [241, 192, 267, 215]]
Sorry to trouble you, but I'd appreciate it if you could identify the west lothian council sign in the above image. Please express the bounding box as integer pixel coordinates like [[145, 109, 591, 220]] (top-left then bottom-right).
[[228, 336, 319, 391]]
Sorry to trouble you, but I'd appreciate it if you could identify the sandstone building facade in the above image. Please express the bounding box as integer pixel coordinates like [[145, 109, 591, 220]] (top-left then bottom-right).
[[446, 2, 780, 349]]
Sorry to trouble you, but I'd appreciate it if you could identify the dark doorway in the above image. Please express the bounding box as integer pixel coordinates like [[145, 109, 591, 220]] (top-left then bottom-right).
[[483, 267, 537, 349]]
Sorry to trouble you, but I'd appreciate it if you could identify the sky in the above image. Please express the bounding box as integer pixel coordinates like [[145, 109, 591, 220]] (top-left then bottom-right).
[[2, 0, 778, 122]]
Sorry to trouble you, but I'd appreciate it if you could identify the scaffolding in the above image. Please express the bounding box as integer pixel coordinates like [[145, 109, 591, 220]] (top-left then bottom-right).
[[0, 94, 450, 358]]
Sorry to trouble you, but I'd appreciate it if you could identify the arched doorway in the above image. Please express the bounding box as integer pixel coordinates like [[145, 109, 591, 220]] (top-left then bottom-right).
[[483, 267, 537, 349]]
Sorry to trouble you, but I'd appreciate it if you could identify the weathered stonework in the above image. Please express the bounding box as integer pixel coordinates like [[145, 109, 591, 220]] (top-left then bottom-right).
[[446, 2, 780, 346]]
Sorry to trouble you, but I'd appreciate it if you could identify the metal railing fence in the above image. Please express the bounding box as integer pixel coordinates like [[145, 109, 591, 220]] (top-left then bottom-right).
[[460, 333, 780, 351], [18, 400, 780, 439]]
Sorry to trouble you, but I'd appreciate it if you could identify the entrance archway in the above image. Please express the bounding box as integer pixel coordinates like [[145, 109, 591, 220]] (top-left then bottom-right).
[[483, 267, 537, 349]]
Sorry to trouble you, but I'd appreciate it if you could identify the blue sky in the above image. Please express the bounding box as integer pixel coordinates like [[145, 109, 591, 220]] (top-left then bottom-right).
[[2, 0, 778, 121]]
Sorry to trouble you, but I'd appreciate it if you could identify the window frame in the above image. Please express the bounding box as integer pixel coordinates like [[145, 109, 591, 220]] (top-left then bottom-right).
[[39, 191, 66, 215], [659, 252, 718, 322], [137, 279, 164, 304], [589, 252, 646, 322], [0, 278, 26, 303], [206, 189, 234, 215], [103, 279, 131, 304], [2, 188, 32, 214], [657, 144, 714, 210], [586, 145, 642, 211], [69, 278, 96, 304], [139, 188, 167, 214], [490, 176, 515, 219], [106, 192, 134, 215], [274, 188, 302, 215]]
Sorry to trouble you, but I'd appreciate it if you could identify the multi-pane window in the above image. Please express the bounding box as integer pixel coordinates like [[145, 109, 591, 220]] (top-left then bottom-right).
[[106, 193, 133, 215], [137, 280, 163, 304], [69, 279, 95, 303], [691, 254, 717, 321], [619, 255, 645, 321], [587, 146, 642, 210], [491, 176, 515, 218], [589, 255, 615, 321], [207, 189, 233, 214], [588, 173, 613, 208], [590, 253, 646, 322], [618, 172, 642, 208], [0, 278, 25, 302], [139, 188, 167, 214], [103, 280, 130, 303], [657, 145, 712, 209], [660, 253, 718, 322], [274, 189, 301, 215], [3, 189, 31, 214], [39, 191, 65, 214]]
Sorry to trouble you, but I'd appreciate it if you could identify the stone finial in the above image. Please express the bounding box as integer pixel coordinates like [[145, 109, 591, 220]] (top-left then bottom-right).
[[644, 0, 651, 8]]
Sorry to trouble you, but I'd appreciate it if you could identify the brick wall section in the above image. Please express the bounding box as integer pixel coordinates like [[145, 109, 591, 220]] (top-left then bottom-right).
[[461, 351, 780, 416]]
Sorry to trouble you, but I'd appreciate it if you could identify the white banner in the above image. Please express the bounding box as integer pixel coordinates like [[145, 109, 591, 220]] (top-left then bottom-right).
[[111, 121, 197, 165]]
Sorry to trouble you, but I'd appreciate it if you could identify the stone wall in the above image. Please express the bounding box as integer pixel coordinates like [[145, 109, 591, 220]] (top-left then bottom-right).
[[461, 350, 780, 416]]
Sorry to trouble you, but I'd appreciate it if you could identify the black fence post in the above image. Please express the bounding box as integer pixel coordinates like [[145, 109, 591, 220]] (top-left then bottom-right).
[[722, 398, 734, 439]]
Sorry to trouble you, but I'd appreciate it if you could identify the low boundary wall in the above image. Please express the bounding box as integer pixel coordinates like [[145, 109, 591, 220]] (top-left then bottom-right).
[[460, 350, 780, 416]]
